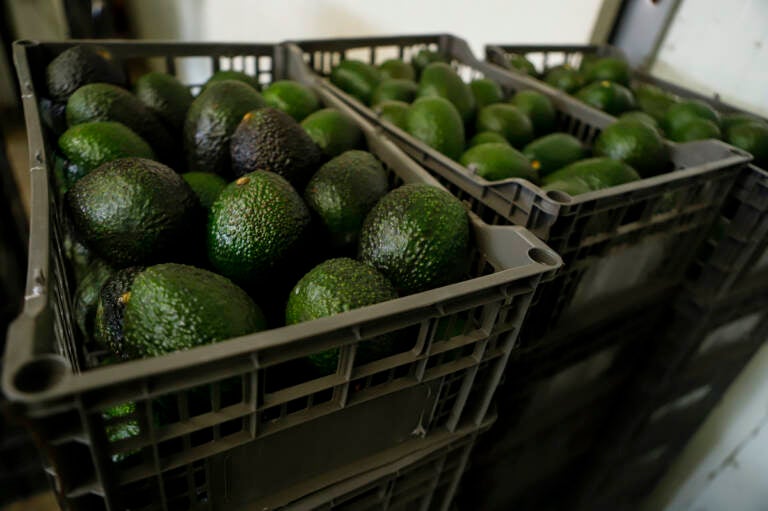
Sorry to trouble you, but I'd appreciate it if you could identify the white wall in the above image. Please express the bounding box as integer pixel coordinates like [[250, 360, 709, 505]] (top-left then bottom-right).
[[650, 0, 768, 117], [128, 0, 604, 56]]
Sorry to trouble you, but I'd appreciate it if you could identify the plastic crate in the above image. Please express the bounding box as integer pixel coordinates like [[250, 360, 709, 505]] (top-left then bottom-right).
[[277, 421, 487, 511], [4, 40, 561, 511], [486, 43, 768, 305], [458, 306, 664, 511], [574, 274, 768, 511], [288, 34, 751, 343]]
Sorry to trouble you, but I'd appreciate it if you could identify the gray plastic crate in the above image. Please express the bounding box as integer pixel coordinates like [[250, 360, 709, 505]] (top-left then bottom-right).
[[288, 34, 751, 343], [486, 43, 768, 305], [574, 274, 768, 511], [5, 40, 560, 511]]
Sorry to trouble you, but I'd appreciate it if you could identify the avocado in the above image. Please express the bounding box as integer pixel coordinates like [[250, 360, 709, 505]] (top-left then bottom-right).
[[262, 80, 320, 122], [58, 121, 155, 179], [121, 263, 266, 359], [469, 131, 509, 147], [301, 107, 363, 158], [74, 259, 114, 343], [412, 49, 446, 78], [476, 103, 534, 148], [46, 45, 125, 101], [304, 150, 389, 248], [95, 266, 144, 357], [373, 100, 410, 131], [40, 97, 68, 138], [359, 184, 470, 295], [662, 100, 721, 135], [523, 133, 587, 177], [379, 59, 416, 81], [66, 83, 177, 165], [667, 118, 722, 142], [542, 157, 641, 195], [543, 65, 585, 94], [184, 80, 267, 175], [286, 258, 398, 373], [594, 120, 670, 177], [470, 79, 504, 110], [506, 53, 537, 77], [406, 97, 466, 160], [330, 60, 382, 104], [633, 83, 679, 123], [230, 107, 324, 188], [67, 157, 199, 266], [63, 216, 94, 281], [182, 172, 227, 210], [418, 62, 476, 124], [575, 81, 636, 115], [725, 121, 768, 166], [202, 70, 260, 92], [584, 57, 631, 86], [618, 111, 660, 131], [102, 401, 141, 462], [207, 171, 311, 282], [370, 79, 418, 106], [460, 143, 537, 182], [510, 90, 556, 137], [721, 113, 764, 133], [134, 72, 194, 133]]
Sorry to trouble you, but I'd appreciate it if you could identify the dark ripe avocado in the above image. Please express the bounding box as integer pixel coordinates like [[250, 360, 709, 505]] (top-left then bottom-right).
[[121, 263, 266, 359], [58, 121, 155, 178], [65, 83, 180, 168], [67, 158, 200, 267], [230, 107, 324, 188], [286, 257, 398, 374], [40, 97, 68, 137], [304, 150, 389, 248], [134, 72, 194, 133], [46, 45, 125, 101], [94, 266, 144, 358], [359, 184, 470, 295], [184, 80, 267, 175], [74, 259, 114, 343], [207, 171, 311, 282]]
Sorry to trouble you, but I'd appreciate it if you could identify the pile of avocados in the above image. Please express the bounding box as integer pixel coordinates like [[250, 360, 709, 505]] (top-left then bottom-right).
[[329, 49, 673, 195], [503, 51, 768, 167], [46, 46, 473, 380]]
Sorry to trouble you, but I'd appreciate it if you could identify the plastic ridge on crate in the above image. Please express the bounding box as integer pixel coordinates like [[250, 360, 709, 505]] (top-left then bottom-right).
[[573, 273, 768, 511], [287, 34, 752, 344], [485, 43, 768, 307], [5, 40, 560, 511]]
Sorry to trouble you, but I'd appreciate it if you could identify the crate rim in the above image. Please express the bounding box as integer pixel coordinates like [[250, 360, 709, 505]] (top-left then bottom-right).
[[4, 38, 562, 408]]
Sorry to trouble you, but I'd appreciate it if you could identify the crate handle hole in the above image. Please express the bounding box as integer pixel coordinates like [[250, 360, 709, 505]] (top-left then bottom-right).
[[13, 356, 68, 393], [528, 247, 559, 266], [15, 40, 38, 47], [545, 190, 573, 204]]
